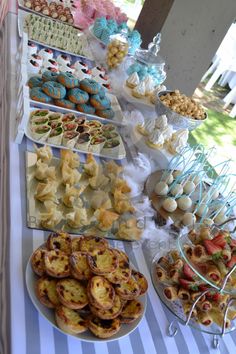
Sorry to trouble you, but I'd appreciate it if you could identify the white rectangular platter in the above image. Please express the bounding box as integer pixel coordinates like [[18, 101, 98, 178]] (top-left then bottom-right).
[[26, 105, 126, 160]]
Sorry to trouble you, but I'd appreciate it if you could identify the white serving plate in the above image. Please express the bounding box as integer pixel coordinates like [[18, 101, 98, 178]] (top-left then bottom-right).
[[25, 250, 147, 342], [28, 93, 125, 127], [26, 106, 126, 160]]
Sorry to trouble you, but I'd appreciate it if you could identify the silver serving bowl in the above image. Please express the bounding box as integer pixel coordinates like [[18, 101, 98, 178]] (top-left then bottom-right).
[[155, 90, 207, 131]]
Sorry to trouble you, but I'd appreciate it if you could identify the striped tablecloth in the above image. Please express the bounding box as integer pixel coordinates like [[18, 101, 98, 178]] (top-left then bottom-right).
[[3, 12, 236, 354]]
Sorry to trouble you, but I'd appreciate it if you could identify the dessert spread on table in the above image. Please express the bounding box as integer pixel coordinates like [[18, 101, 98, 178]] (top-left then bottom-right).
[[13, 1, 236, 345]]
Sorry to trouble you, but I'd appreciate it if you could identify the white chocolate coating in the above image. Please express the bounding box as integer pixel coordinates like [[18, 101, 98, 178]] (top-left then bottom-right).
[[182, 212, 196, 226], [183, 181, 195, 195], [195, 205, 209, 217], [177, 196, 192, 211], [162, 198, 177, 212], [154, 181, 168, 196], [170, 183, 183, 197]]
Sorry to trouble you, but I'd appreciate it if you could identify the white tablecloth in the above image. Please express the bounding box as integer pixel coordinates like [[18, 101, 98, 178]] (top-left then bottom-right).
[[2, 12, 236, 354]]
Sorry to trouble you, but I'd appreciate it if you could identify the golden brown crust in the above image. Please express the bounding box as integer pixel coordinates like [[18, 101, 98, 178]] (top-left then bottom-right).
[[115, 277, 140, 300], [70, 251, 92, 280], [87, 276, 115, 310], [88, 317, 121, 338], [47, 231, 72, 255], [79, 236, 109, 255], [120, 299, 143, 323], [131, 270, 148, 296], [89, 294, 123, 320], [44, 250, 70, 278], [56, 278, 88, 309], [36, 277, 60, 308], [31, 246, 47, 276], [105, 260, 131, 284], [55, 305, 88, 334], [112, 248, 129, 263], [87, 248, 118, 275], [71, 236, 84, 252]]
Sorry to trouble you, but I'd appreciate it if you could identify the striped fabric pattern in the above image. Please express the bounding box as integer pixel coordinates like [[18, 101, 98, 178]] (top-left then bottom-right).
[[3, 11, 236, 354]]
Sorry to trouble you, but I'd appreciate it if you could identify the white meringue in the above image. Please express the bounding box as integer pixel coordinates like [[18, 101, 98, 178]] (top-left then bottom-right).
[[127, 72, 140, 88], [143, 119, 156, 135], [132, 81, 146, 97], [148, 130, 164, 147], [155, 114, 168, 130], [168, 129, 189, 154], [162, 125, 173, 141], [144, 75, 155, 95]]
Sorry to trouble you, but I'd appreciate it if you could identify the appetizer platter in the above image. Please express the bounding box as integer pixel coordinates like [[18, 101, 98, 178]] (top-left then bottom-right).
[[26, 148, 143, 241], [26, 232, 147, 341], [25, 108, 126, 159]]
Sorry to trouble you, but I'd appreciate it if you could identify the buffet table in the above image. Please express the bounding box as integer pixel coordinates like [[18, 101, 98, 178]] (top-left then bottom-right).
[[2, 12, 236, 354]]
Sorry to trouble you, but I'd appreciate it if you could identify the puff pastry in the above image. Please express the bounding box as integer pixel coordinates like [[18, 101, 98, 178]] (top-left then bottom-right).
[[60, 149, 80, 169], [116, 218, 142, 241], [34, 144, 52, 164], [94, 208, 119, 231], [55, 305, 88, 334]]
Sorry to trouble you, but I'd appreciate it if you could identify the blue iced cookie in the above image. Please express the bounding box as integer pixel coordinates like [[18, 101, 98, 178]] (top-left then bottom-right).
[[79, 78, 100, 94], [68, 88, 89, 104], [90, 93, 111, 110], [30, 87, 53, 103], [42, 70, 59, 82], [54, 98, 76, 109], [57, 72, 79, 89], [42, 81, 66, 99], [76, 103, 96, 115], [28, 76, 43, 88], [95, 108, 115, 119]]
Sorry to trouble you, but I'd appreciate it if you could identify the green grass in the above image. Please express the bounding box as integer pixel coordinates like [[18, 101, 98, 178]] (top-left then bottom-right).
[[189, 108, 236, 170]]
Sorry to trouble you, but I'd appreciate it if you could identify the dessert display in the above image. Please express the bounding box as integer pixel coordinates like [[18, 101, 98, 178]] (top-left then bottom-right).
[[28, 73, 116, 120], [73, 1, 128, 30], [22, 0, 75, 24], [145, 146, 236, 227], [26, 147, 142, 240], [136, 114, 188, 154], [152, 241, 236, 332], [26, 42, 111, 89], [23, 13, 93, 58], [159, 90, 206, 121], [27, 109, 125, 158], [28, 232, 147, 339], [106, 37, 129, 70], [92, 17, 141, 55]]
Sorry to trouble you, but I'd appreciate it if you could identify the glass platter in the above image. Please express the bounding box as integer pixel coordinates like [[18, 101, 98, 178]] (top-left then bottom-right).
[[177, 226, 236, 295], [151, 251, 236, 336]]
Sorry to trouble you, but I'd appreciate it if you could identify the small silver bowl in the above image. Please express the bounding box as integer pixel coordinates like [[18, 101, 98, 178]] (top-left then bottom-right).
[[155, 90, 207, 131]]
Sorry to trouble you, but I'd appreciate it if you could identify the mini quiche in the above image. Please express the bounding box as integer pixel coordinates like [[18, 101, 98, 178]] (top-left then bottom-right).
[[47, 231, 72, 255], [87, 276, 115, 309], [31, 246, 47, 276], [88, 317, 121, 339], [55, 305, 88, 334], [87, 248, 118, 275], [132, 270, 148, 296], [70, 251, 92, 280], [115, 277, 140, 300], [36, 277, 60, 308], [44, 250, 70, 278], [78, 235, 109, 255], [56, 278, 88, 309], [120, 299, 143, 324], [89, 294, 123, 320]]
